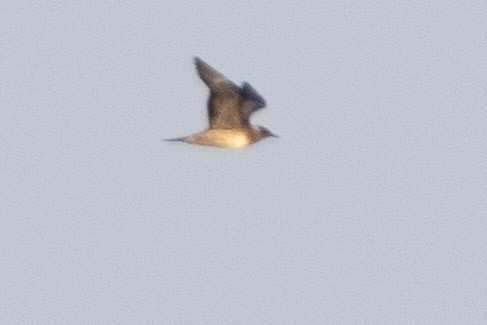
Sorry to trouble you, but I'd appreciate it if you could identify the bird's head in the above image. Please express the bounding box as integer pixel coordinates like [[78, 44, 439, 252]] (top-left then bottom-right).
[[253, 126, 278, 139]]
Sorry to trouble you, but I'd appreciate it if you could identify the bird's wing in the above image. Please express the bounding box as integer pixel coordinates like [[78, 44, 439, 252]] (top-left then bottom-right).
[[239, 82, 267, 126], [194, 57, 246, 129]]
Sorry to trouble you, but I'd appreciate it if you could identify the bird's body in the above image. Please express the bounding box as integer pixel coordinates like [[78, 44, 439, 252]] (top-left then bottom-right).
[[166, 126, 272, 148], [165, 57, 276, 148]]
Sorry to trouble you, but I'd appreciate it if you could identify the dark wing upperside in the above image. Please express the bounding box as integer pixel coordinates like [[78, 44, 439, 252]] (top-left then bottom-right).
[[194, 57, 246, 129], [239, 82, 267, 126]]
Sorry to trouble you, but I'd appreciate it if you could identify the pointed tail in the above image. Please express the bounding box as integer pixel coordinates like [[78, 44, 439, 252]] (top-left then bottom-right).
[[164, 137, 185, 142]]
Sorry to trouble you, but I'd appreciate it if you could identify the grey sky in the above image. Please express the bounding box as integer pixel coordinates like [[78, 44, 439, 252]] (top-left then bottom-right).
[[1, 1, 486, 324]]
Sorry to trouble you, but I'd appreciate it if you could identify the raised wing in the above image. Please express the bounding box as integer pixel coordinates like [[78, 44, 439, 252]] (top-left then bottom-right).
[[239, 82, 267, 126], [194, 57, 245, 129]]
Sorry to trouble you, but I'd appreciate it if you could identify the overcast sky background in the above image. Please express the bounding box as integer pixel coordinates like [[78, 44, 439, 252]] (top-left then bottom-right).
[[1, 1, 486, 324]]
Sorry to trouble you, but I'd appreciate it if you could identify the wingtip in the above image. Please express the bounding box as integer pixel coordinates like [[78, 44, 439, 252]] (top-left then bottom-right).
[[194, 56, 208, 72], [241, 82, 266, 107], [194, 56, 203, 66]]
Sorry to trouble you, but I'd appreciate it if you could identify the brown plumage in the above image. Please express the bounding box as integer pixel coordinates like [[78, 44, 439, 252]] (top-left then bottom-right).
[[165, 57, 276, 148]]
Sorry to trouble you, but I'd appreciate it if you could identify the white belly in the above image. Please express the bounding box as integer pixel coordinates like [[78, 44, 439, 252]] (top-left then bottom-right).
[[192, 129, 251, 148]]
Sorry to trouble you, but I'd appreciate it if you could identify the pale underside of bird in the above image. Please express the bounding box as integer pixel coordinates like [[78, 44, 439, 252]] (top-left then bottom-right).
[[165, 57, 277, 148]]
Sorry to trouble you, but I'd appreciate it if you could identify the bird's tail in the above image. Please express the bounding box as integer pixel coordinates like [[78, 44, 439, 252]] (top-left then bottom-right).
[[163, 136, 186, 142]]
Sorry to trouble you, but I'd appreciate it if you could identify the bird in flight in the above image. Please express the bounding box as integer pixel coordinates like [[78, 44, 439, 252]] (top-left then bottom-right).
[[165, 57, 277, 148]]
